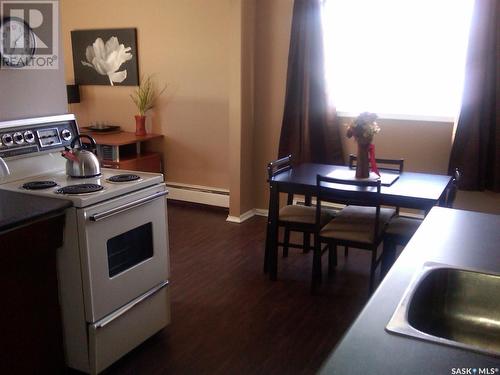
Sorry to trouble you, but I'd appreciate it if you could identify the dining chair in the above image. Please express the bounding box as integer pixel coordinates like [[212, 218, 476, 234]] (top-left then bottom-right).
[[267, 155, 337, 259], [381, 168, 461, 276], [344, 155, 404, 257], [312, 175, 396, 293]]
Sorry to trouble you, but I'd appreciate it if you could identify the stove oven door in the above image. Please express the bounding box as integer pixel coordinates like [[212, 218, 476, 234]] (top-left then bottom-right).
[[77, 184, 169, 322]]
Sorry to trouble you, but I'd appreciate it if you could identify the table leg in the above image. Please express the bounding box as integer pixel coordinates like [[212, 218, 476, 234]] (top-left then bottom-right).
[[381, 239, 397, 278], [264, 216, 271, 274], [303, 194, 312, 253], [264, 183, 280, 280], [438, 189, 447, 207], [304, 194, 312, 206]]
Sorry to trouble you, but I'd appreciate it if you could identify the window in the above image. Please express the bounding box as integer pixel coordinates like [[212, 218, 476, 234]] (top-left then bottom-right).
[[322, 0, 475, 121]]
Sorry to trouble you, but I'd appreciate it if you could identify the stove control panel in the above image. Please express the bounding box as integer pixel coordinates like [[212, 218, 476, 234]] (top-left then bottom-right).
[[0, 115, 79, 159], [37, 128, 62, 148]]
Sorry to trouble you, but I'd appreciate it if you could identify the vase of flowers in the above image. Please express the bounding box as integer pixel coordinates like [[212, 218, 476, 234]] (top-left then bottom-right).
[[346, 112, 380, 178], [130, 75, 167, 136]]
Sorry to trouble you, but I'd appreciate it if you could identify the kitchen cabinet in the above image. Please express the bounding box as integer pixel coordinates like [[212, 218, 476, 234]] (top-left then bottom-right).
[[0, 191, 70, 374]]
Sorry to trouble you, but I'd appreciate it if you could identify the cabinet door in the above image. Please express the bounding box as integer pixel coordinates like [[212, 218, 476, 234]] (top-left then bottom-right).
[[118, 152, 162, 173], [0, 215, 66, 374]]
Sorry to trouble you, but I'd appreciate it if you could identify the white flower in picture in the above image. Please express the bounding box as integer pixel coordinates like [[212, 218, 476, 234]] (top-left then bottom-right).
[[81, 36, 133, 86]]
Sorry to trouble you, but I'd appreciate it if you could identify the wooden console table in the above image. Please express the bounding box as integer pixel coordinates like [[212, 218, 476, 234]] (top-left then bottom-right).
[[82, 131, 164, 173]]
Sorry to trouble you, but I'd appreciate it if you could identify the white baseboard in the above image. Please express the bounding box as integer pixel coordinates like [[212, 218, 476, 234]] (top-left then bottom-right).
[[166, 181, 229, 208], [226, 209, 256, 223], [226, 208, 268, 223], [254, 208, 268, 217]]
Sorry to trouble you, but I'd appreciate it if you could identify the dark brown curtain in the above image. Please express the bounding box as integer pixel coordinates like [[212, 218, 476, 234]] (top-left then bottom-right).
[[278, 0, 343, 165], [448, 0, 500, 192]]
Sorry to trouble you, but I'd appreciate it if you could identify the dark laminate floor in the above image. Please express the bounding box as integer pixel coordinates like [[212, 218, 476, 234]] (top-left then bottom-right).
[[99, 201, 383, 375]]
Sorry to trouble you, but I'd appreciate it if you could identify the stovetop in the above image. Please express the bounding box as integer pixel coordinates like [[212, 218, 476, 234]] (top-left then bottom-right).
[[0, 115, 165, 208], [0, 169, 164, 208]]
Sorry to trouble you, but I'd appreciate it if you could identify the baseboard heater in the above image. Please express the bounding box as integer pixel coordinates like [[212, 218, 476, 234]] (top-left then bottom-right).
[[165, 182, 230, 208]]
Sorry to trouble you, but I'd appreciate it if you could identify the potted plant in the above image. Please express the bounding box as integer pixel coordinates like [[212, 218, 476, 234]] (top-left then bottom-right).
[[130, 75, 167, 136]]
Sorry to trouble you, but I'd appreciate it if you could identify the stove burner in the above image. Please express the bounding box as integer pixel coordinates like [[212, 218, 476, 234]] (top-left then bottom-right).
[[22, 181, 57, 190], [56, 183, 104, 195], [108, 174, 141, 183]]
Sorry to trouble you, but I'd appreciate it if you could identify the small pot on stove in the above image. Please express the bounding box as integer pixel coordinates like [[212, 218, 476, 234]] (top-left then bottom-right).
[[62, 134, 101, 178]]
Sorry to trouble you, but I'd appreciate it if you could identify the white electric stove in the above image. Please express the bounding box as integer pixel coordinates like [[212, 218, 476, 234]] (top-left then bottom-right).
[[0, 114, 170, 374]]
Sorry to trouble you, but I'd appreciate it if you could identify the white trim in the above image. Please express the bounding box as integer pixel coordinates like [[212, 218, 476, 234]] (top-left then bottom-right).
[[165, 181, 230, 194], [254, 209, 268, 217], [166, 181, 229, 208], [226, 209, 256, 223]]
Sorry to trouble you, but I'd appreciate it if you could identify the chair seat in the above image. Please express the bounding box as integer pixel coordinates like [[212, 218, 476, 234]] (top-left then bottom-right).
[[385, 216, 423, 239], [279, 205, 336, 226], [319, 206, 396, 244]]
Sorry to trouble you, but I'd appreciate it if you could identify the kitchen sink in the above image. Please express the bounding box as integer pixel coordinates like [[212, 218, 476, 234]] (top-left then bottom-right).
[[386, 263, 500, 357]]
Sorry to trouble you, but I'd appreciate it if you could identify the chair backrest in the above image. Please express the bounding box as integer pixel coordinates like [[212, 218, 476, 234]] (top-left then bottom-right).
[[316, 175, 382, 241], [349, 154, 404, 173], [267, 155, 292, 181], [445, 168, 461, 208], [267, 155, 294, 205]]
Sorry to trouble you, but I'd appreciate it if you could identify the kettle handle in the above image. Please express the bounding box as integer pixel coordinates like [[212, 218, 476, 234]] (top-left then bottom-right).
[[70, 134, 97, 151]]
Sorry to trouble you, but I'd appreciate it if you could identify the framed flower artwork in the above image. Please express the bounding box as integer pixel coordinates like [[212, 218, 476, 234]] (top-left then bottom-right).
[[70, 28, 139, 86]]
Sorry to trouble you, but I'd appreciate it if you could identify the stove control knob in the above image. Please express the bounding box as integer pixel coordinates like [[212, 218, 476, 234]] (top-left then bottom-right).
[[61, 129, 72, 141], [23, 130, 35, 143], [13, 132, 25, 145], [2, 134, 14, 147]]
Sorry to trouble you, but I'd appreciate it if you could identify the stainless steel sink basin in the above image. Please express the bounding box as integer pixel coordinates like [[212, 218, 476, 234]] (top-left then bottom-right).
[[386, 263, 500, 357]]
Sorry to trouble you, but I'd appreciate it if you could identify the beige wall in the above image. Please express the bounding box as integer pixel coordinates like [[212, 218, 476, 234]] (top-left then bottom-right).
[[252, 0, 456, 210], [228, 0, 257, 217], [61, 0, 461, 214], [253, 0, 294, 211], [339, 117, 454, 174], [61, 0, 231, 189]]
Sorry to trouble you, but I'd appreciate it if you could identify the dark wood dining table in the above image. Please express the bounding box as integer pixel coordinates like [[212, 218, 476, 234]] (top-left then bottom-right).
[[264, 163, 453, 280]]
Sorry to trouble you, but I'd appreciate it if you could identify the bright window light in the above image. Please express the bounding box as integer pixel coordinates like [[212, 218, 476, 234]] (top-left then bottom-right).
[[322, 0, 475, 120]]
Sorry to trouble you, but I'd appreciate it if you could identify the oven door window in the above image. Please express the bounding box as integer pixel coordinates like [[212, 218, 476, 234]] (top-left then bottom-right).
[[107, 223, 154, 277]]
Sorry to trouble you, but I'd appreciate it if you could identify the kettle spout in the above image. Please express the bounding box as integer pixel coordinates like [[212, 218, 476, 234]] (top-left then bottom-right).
[[0, 156, 10, 178], [61, 149, 79, 162]]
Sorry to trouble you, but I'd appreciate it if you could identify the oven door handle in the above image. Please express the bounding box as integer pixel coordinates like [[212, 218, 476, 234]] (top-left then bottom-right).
[[89, 190, 168, 222], [92, 280, 169, 329]]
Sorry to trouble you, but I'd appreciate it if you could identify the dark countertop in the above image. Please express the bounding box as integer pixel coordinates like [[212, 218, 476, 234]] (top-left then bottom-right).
[[320, 207, 500, 374], [0, 189, 71, 233]]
